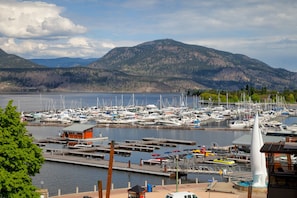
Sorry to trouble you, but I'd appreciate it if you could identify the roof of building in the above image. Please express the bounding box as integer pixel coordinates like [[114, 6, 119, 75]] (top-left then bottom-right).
[[232, 134, 285, 146], [260, 141, 297, 154], [62, 124, 96, 133], [128, 185, 145, 193]]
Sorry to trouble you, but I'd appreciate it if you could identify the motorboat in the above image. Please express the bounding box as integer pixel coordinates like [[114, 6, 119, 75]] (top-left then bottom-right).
[[227, 152, 251, 163], [192, 148, 215, 157], [229, 120, 250, 129], [212, 158, 236, 165], [263, 124, 297, 137], [286, 124, 297, 132]]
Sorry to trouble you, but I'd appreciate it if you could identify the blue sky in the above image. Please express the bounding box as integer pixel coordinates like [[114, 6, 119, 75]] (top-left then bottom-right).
[[0, 0, 296, 72]]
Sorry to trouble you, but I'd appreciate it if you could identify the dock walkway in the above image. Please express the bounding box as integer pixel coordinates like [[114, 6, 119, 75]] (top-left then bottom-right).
[[44, 153, 172, 177], [142, 137, 196, 145]]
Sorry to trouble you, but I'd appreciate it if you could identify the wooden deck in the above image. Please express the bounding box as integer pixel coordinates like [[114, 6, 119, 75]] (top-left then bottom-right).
[[44, 153, 172, 177], [142, 137, 196, 145], [38, 136, 252, 180], [45, 146, 131, 156]]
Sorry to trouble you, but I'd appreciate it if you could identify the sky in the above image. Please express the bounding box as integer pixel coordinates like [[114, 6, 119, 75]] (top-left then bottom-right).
[[0, 0, 296, 72]]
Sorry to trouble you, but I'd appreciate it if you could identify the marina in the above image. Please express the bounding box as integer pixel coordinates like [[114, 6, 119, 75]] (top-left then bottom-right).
[[30, 115, 296, 196], [1, 93, 296, 196], [16, 92, 296, 132], [30, 121, 296, 196], [42, 142, 250, 179], [39, 134, 238, 177]]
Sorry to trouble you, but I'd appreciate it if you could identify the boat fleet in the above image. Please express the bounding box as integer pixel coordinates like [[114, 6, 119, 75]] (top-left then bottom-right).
[[22, 99, 297, 131], [30, 97, 297, 178]]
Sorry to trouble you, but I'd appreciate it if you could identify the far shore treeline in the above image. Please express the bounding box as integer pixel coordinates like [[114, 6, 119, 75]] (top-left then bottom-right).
[[187, 85, 297, 104]]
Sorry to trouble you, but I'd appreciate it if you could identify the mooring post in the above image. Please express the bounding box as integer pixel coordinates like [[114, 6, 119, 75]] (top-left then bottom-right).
[[106, 140, 114, 198], [98, 180, 103, 198]]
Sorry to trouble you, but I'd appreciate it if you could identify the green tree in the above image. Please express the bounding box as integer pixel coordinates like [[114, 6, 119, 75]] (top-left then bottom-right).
[[251, 93, 261, 102], [285, 93, 295, 103], [0, 100, 44, 197]]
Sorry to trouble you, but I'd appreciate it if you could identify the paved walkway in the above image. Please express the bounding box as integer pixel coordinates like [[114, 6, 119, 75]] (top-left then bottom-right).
[[50, 182, 267, 198]]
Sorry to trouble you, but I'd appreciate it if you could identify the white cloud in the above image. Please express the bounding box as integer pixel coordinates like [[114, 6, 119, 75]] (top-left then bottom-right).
[[68, 37, 90, 48], [0, 0, 296, 71], [0, 38, 47, 54], [0, 0, 86, 39], [0, 37, 116, 58], [151, 1, 297, 37], [102, 42, 116, 49]]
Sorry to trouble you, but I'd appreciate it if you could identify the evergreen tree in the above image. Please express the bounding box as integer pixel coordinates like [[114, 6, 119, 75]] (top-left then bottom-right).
[[0, 100, 44, 197]]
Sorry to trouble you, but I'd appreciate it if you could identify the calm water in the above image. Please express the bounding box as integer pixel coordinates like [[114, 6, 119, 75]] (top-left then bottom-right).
[[29, 126, 246, 196], [1, 93, 295, 196], [0, 92, 198, 112]]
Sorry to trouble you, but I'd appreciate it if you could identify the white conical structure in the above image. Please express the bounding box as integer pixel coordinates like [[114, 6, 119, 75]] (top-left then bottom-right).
[[251, 113, 267, 187]]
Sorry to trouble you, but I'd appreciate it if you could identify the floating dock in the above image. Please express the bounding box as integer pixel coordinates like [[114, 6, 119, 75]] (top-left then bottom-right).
[[38, 136, 253, 180], [142, 137, 196, 145], [44, 153, 172, 177], [44, 146, 132, 157]]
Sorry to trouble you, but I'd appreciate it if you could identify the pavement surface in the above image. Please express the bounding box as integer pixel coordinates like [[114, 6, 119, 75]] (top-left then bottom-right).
[[50, 182, 267, 198]]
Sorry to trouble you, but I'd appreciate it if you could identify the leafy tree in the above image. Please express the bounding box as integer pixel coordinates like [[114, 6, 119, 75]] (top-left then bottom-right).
[[0, 100, 44, 197], [285, 93, 295, 103], [200, 92, 218, 102], [251, 93, 261, 102]]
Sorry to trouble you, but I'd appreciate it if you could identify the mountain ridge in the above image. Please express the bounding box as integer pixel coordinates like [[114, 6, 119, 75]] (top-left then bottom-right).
[[0, 48, 43, 69], [89, 39, 297, 90], [0, 39, 296, 92]]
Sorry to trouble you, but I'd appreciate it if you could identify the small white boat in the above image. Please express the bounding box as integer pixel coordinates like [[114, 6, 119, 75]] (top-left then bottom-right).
[[227, 152, 251, 163], [229, 120, 250, 129], [286, 124, 297, 132], [67, 141, 93, 149], [263, 125, 297, 136]]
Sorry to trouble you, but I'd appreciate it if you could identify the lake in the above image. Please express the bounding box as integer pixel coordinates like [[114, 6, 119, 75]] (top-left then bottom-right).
[[1, 92, 295, 196]]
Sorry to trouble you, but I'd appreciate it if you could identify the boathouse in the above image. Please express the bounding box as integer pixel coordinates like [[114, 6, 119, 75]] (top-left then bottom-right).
[[260, 137, 297, 198], [61, 124, 96, 140]]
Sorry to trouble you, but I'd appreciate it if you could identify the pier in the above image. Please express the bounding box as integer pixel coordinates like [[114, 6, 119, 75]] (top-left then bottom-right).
[[39, 137, 202, 178], [43, 147, 250, 179], [44, 153, 172, 177], [44, 146, 132, 156], [142, 137, 196, 145], [38, 135, 253, 181], [36, 137, 196, 154]]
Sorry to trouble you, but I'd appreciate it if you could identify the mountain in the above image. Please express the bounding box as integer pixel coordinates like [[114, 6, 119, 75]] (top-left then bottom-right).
[[89, 39, 297, 91], [30, 57, 98, 68], [0, 40, 296, 92], [0, 48, 43, 69]]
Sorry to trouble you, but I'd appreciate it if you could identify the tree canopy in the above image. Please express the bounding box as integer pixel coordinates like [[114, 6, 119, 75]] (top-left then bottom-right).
[[189, 87, 297, 104], [0, 100, 44, 197]]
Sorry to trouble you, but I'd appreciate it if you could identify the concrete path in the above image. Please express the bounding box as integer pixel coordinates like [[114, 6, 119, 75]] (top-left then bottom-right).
[[50, 182, 267, 198]]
